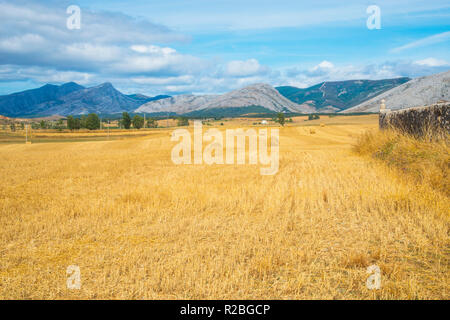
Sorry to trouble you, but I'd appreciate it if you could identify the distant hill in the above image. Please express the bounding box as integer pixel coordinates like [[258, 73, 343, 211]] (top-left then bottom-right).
[[126, 94, 171, 105], [0, 82, 170, 117], [200, 83, 315, 113], [343, 70, 450, 113], [276, 77, 410, 112], [136, 83, 315, 115], [183, 106, 276, 118], [0, 82, 84, 117], [33, 82, 149, 116], [136, 94, 219, 114]]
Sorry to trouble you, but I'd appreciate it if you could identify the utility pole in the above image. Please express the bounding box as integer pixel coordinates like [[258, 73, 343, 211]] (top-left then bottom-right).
[[25, 123, 31, 144]]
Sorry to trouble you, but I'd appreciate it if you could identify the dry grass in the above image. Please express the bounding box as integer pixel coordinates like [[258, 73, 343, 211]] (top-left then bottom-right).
[[354, 129, 449, 196], [0, 116, 448, 299]]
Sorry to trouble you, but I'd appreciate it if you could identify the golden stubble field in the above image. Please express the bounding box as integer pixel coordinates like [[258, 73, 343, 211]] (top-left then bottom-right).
[[0, 115, 448, 299]]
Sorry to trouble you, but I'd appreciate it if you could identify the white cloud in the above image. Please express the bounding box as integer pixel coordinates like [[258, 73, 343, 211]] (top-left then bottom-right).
[[390, 31, 450, 53], [414, 57, 449, 67], [0, 33, 46, 53], [112, 45, 205, 75], [276, 59, 450, 89], [131, 75, 194, 85], [130, 45, 177, 55], [0, 1, 188, 71], [0, 64, 93, 85], [61, 44, 123, 63], [314, 61, 334, 70], [225, 59, 269, 77]]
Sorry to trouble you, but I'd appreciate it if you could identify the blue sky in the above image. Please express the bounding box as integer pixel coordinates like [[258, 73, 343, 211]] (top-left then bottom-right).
[[0, 0, 449, 95]]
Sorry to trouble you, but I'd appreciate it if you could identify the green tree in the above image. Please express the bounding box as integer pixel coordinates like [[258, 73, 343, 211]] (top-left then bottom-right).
[[73, 118, 81, 130], [147, 117, 158, 128], [10, 122, 16, 132], [177, 116, 189, 126], [277, 112, 285, 126], [54, 119, 64, 131], [67, 116, 75, 131], [40, 120, 46, 129], [80, 115, 87, 128], [122, 112, 131, 129], [132, 115, 144, 129], [86, 113, 100, 130]]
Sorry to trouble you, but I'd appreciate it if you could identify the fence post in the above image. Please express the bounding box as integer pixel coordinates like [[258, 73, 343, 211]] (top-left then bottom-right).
[[379, 99, 390, 129]]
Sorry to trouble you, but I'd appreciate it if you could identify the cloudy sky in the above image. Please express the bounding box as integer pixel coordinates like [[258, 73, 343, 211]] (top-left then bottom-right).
[[0, 0, 449, 95]]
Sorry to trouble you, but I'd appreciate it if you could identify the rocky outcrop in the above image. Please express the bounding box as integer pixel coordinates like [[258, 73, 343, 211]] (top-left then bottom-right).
[[201, 83, 315, 113], [136, 83, 316, 114], [135, 94, 219, 114], [343, 70, 450, 113]]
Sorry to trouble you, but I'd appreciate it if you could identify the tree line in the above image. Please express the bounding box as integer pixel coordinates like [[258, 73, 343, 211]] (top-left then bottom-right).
[[32, 112, 160, 131]]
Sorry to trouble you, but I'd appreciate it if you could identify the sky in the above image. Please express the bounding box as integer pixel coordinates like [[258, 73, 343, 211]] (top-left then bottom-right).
[[0, 0, 449, 96]]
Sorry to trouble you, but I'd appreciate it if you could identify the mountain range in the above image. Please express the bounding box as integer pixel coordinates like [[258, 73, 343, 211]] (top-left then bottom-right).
[[0, 82, 83, 117], [0, 71, 448, 117], [136, 83, 316, 115], [343, 70, 450, 113], [276, 77, 410, 112], [0, 82, 169, 117]]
